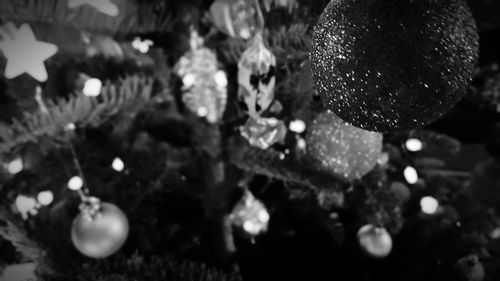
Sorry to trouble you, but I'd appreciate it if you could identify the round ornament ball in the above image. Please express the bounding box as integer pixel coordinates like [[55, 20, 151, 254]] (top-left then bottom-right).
[[306, 111, 383, 180], [311, 0, 479, 132], [71, 198, 129, 258], [357, 224, 393, 258]]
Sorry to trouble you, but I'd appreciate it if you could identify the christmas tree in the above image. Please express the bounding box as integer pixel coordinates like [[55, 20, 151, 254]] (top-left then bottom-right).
[[0, 0, 500, 280]]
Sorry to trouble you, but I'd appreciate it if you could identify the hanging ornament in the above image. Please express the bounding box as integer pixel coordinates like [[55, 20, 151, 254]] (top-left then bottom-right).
[[175, 30, 227, 123], [306, 111, 383, 180], [230, 190, 270, 236], [456, 255, 485, 281], [209, 0, 264, 40], [68, 0, 119, 17], [261, 0, 298, 12], [238, 33, 276, 118], [71, 197, 129, 258], [357, 224, 392, 258], [240, 116, 287, 150], [311, 0, 479, 132], [0, 22, 58, 82]]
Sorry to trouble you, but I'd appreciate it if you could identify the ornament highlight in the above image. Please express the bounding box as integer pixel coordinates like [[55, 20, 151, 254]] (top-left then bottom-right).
[[311, 0, 479, 132], [68, 0, 119, 17], [0, 23, 58, 82], [306, 111, 383, 180], [240, 117, 287, 150], [238, 34, 276, 118], [357, 224, 393, 258], [230, 190, 270, 236], [71, 197, 129, 258]]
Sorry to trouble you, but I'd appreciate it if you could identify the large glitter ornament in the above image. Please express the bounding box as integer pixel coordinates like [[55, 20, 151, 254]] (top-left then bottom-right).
[[357, 224, 393, 258], [238, 34, 276, 118], [311, 0, 479, 132], [209, 0, 264, 40], [240, 116, 287, 150], [175, 30, 227, 123], [230, 189, 270, 236], [71, 197, 129, 258], [306, 111, 383, 180]]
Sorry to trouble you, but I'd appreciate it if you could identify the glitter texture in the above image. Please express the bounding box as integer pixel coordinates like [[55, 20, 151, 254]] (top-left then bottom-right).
[[306, 111, 383, 180], [311, 0, 479, 132]]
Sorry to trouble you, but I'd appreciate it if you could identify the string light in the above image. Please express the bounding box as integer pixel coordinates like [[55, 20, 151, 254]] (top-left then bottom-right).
[[131, 37, 153, 54], [405, 138, 423, 152], [37, 191, 54, 206], [111, 157, 125, 172], [420, 196, 439, 214], [182, 73, 196, 87], [15, 195, 37, 219], [214, 70, 228, 87], [82, 78, 102, 97], [404, 166, 419, 184], [68, 176, 84, 191], [7, 157, 23, 175], [289, 120, 306, 134]]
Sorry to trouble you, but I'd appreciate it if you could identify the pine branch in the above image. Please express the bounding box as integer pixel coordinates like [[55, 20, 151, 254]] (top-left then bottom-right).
[[228, 138, 347, 192], [0, 0, 173, 35], [215, 23, 311, 65], [48, 253, 241, 281], [0, 76, 154, 154], [0, 210, 45, 262]]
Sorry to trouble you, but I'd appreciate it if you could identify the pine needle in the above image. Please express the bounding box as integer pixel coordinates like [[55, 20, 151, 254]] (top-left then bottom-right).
[[0, 76, 153, 154]]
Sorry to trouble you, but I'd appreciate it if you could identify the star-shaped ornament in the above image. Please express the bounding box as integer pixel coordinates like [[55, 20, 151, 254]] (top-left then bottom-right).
[[0, 23, 58, 82], [68, 0, 120, 17]]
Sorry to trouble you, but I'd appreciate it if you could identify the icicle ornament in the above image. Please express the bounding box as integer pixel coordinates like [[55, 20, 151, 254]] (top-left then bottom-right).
[[175, 30, 227, 123], [238, 33, 276, 118]]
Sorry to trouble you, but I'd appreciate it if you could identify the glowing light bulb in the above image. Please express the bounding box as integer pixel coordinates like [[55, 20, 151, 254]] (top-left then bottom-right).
[[82, 78, 102, 97], [405, 138, 423, 152], [420, 196, 439, 214], [7, 158, 23, 174], [214, 70, 228, 87], [37, 191, 54, 206], [404, 166, 418, 184], [289, 120, 306, 134], [197, 107, 208, 117], [15, 195, 37, 219], [182, 73, 196, 87], [132, 37, 153, 54], [112, 157, 124, 172], [68, 176, 83, 190]]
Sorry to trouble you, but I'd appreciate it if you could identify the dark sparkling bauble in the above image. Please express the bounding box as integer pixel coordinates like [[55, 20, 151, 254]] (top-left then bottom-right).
[[311, 0, 479, 132]]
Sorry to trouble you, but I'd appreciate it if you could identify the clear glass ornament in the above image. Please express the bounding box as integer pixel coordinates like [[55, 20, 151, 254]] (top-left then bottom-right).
[[357, 224, 392, 258], [230, 190, 270, 236], [175, 30, 227, 123], [71, 197, 129, 258], [209, 0, 264, 40], [240, 116, 286, 150]]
